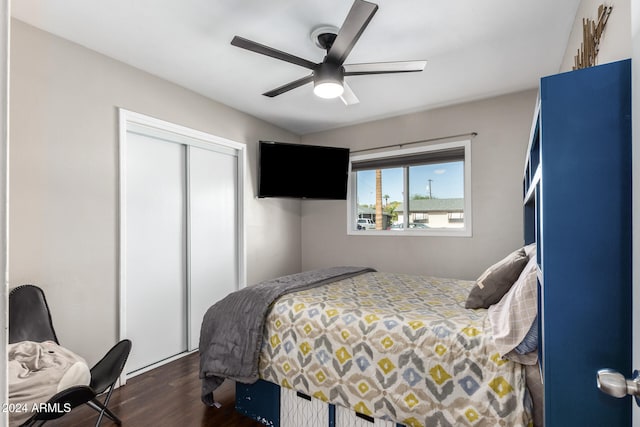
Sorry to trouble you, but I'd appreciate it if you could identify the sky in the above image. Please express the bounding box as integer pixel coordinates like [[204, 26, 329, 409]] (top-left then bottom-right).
[[355, 161, 464, 206]]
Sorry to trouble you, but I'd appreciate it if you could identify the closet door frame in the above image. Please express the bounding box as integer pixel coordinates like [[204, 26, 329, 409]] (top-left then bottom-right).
[[118, 109, 246, 381]]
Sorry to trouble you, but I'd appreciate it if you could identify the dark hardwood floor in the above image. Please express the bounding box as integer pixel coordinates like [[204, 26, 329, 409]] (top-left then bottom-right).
[[45, 352, 263, 427]]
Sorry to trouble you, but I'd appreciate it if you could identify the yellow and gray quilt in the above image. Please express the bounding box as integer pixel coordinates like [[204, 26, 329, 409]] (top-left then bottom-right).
[[258, 271, 532, 427]]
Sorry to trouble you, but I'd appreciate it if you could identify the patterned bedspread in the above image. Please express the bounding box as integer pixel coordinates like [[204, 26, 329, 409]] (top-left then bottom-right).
[[258, 271, 532, 427]]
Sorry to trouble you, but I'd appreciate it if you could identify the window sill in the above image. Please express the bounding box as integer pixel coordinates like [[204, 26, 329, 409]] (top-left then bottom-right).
[[347, 228, 472, 237]]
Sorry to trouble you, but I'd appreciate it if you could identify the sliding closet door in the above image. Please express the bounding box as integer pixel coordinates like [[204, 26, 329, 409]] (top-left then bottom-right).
[[188, 146, 238, 350], [125, 132, 188, 372], [120, 109, 245, 378]]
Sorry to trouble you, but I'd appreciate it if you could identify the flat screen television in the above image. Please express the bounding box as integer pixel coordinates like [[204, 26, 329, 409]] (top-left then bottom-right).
[[258, 141, 350, 200]]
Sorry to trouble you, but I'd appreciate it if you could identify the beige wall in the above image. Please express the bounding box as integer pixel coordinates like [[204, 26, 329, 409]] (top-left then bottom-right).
[[9, 20, 302, 365], [560, 0, 631, 72], [300, 89, 538, 280]]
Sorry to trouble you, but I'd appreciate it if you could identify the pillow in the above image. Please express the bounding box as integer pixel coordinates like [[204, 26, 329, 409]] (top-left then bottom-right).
[[465, 247, 529, 309], [523, 243, 536, 260], [488, 256, 538, 365], [514, 315, 538, 355]]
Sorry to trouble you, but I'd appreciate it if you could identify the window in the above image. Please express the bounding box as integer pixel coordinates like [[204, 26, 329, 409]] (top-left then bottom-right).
[[348, 140, 471, 236]]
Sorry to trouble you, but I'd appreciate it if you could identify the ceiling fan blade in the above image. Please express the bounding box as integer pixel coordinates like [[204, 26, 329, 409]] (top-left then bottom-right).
[[344, 60, 427, 76], [262, 75, 314, 97], [326, 0, 378, 66], [340, 81, 360, 106], [231, 36, 317, 70]]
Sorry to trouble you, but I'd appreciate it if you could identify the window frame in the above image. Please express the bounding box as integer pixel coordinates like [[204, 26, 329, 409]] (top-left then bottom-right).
[[347, 139, 472, 237]]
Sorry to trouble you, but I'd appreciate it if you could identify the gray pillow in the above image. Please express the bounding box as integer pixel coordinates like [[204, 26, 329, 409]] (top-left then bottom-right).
[[465, 248, 529, 309]]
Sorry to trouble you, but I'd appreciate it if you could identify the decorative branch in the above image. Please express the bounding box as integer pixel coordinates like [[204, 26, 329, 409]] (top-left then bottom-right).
[[573, 4, 612, 70]]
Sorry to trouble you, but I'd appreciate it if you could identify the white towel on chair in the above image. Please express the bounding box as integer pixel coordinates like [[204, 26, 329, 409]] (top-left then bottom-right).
[[8, 341, 90, 427]]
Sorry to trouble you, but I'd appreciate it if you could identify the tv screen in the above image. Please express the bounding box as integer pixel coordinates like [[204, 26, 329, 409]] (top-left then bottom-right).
[[258, 141, 350, 200]]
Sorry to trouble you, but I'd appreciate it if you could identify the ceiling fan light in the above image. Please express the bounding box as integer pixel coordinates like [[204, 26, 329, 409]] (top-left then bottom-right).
[[313, 62, 345, 99], [314, 81, 344, 99]]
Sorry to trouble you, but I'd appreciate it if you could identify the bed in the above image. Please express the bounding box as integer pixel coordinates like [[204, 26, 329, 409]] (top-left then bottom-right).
[[199, 246, 540, 427]]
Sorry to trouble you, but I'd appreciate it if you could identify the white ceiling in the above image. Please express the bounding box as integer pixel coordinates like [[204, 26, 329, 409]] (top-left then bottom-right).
[[11, 0, 581, 135]]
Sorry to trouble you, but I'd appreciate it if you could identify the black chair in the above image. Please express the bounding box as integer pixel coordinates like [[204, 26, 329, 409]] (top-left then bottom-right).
[[9, 284, 132, 426], [9, 284, 59, 344]]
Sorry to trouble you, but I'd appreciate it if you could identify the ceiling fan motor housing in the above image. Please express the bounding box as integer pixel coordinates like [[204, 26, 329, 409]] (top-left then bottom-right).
[[314, 62, 344, 85]]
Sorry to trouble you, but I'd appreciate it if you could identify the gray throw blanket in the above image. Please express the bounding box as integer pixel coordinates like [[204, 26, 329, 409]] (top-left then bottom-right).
[[199, 266, 374, 405]]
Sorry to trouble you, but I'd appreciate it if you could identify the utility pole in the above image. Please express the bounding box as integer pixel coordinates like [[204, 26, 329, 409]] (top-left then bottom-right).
[[427, 179, 433, 198]]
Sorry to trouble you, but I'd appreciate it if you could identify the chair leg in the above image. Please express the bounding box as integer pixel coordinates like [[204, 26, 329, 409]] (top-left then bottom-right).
[[20, 420, 45, 427], [20, 418, 46, 427], [86, 385, 122, 426], [88, 398, 121, 426]]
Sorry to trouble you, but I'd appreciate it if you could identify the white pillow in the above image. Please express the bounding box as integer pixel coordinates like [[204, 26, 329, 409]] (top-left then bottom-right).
[[488, 256, 538, 365], [523, 243, 536, 259]]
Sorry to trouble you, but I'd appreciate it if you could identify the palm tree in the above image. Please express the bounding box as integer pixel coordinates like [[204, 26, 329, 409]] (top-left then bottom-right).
[[375, 169, 383, 230]]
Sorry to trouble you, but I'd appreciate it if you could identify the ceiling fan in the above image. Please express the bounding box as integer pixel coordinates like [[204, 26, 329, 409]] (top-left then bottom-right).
[[230, 0, 427, 105]]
